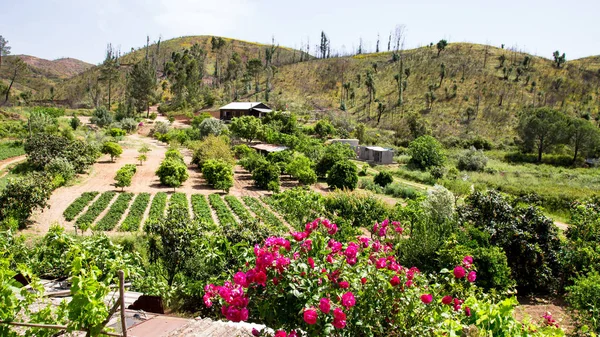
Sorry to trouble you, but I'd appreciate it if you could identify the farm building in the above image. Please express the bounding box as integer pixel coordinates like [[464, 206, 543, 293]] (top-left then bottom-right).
[[358, 146, 394, 164], [219, 102, 272, 121], [251, 143, 289, 156]]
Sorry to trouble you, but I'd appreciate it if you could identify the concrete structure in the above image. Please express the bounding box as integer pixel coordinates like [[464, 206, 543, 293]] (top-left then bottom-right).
[[358, 146, 394, 164], [219, 102, 272, 121], [251, 143, 289, 156], [327, 139, 360, 149]]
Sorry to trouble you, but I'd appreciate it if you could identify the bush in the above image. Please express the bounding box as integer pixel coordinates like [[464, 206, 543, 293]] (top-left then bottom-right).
[[120, 118, 138, 133], [316, 142, 356, 177], [156, 158, 189, 190], [70, 116, 81, 130], [149, 112, 158, 120], [457, 148, 488, 172], [428, 166, 446, 180], [265, 188, 325, 228], [327, 161, 358, 191], [190, 135, 235, 169], [230, 116, 262, 142], [208, 194, 237, 227], [101, 142, 123, 162], [373, 171, 393, 187], [324, 189, 389, 228], [314, 119, 336, 138], [252, 162, 280, 192], [407, 135, 446, 170], [151, 121, 170, 135], [286, 154, 317, 185], [566, 271, 600, 333], [239, 152, 268, 173], [202, 159, 234, 193], [242, 196, 285, 231], [198, 118, 227, 138], [91, 106, 113, 127], [109, 128, 126, 137], [0, 172, 53, 228], [114, 164, 137, 191], [233, 144, 255, 159], [46, 157, 75, 184], [384, 183, 421, 200], [146, 192, 167, 224], [421, 185, 455, 224], [25, 133, 100, 173], [191, 194, 215, 226]]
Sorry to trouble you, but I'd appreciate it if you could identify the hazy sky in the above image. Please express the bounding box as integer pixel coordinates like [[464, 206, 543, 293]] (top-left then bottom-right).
[[1, 0, 598, 64]]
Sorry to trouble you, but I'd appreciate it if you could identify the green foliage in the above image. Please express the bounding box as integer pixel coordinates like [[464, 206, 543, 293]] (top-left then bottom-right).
[[252, 161, 280, 191], [127, 59, 157, 115], [190, 135, 235, 169], [165, 147, 184, 162], [70, 115, 81, 130], [191, 194, 215, 226], [28, 109, 58, 134], [101, 141, 122, 162], [191, 112, 213, 128], [242, 196, 285, 231], [239, 151, 268, 173], [75, 191, 116, 229], [325, 189, 389, 228], [230, 116, 262, 142], [457, 148, 488, 172], [407, 135, 446, 170], [373, 171, 393, 187], [156, 158, 189, 190], [208, 193, 238, 227], [517, 108, 567, 162], [224, 195, 254, 225], [146, 192, 167, 224], [264, 188, 325, 229], [197, 118, 227, 138], [316, 142, 356, 177], [285, 153, 317, 185], [114, 163, 136, 190], [45, 157, 75, 185], [421, 185, 455, 224], [0, 141, 24, 161], [146, 204, 201, 286], [262, 111, 298, 134], [566, 271, 600, 333], [95, 192, 134, 231], [25, 133, 99, 172], [233, 144, 255, 159], [327, 160, 358, 191], [314, 119, 336, 138], [63, 192, 99, 221], [119, 192, 150, 231], [108, 127, 126, 137], [202, 159, 234, 193], [90, 106, 113, 127], [0, 172, 53, 228]]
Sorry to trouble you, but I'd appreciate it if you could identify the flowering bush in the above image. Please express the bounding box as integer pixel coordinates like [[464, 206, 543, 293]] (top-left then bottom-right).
[[203, 218, 564, 336]]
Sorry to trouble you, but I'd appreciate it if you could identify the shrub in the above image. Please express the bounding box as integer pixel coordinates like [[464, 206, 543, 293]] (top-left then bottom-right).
[[198, 118, 227, 138], [314, 119, 336, 138], [286, 154, 317, 185], [91, 106, 113, 127], [120, 193, 151, 231], [327, 161, 358, 191], [120, 118, 138, 133], [407, 135, 446, 170], [316, 142, 356, 177], [102, 142, 122, 162], [239, 152, 268, 173], [46, 157, 75, 184], [421, 185, 455, 224], [0, 172, 53, 228], [151, 121, 170, 135], [190, 135, 235, 169], [384, 183, 420, 200], [114, 164, 137, 191], [457, 148, 488, 172], [202, 159, 234, 193], [233, 144, 255, 159], [168, 193, 190, 218], [373, 171, 393, 187], [224, 196, 254, 225], [566, 271, 600, 333], [70, 116, 81, 130], [25, 133, 100, 173], [63, 192, 99, 221], [149, 112, 158, 120], [324, 190, 389, 228], [156, 158, 188, 190], [230, 116, 262, 142], [165, 148, 185, 162], [265, 188, 325, 229], [252, 162, 280, 191], [191, 112, 213, 128], [95, 193, 134, 231], [109, 128, 126, 137]]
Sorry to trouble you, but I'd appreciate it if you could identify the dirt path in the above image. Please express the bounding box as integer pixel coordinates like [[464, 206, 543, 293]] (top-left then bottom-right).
[[0, 155, 26, 177]]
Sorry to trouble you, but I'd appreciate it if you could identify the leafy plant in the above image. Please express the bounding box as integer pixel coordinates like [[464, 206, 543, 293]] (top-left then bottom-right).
[[373, 171, 393, 187], [101, 142, 122, 162], [146, 192, 167, 224], [119, 192, 150, 231], [327, 160, 358, 191], [252, 161, 280, 192], [407, 135, 446, 170], [95, 192, 134, 231], [242, 196, 285, 231], [191, 194, 215, 226], [114, 164, 136, 191], [0, 172, 53, 228], [156, 158, 189, 191], [457, 148, 488, 172], [75, 191, 116, 229], [168, 193, 190, 219], [209, 193, 238, 227], [202, 159, 234, 193], [63, 192, 99, 221]]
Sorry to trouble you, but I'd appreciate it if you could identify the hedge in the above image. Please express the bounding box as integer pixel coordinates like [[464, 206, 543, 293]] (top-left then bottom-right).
[[95, 193, 134, 231], [119, 192, 151, 231], [63, 192, 99, 221]]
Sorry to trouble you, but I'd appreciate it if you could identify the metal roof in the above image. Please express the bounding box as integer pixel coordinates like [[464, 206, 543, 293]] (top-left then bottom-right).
[[254, 108, 273, 113], [251, 144, 288, 152], [364, 146, 392, 152], [219, 102, 263, 110]]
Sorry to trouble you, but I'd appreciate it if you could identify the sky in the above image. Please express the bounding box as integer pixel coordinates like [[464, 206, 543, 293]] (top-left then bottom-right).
[[1, 0, 599, 65]]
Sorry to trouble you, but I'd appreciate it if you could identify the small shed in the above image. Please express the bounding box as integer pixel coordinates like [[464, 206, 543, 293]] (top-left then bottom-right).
[[251, 143, 289, 156], [219, 102, 272, 121], [358, 146, 394, 164]]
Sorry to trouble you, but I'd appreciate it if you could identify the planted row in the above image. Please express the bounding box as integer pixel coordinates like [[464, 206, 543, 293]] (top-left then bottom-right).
[[146, 192, 167, 224], [208, 194, 238, 227], [63, 192, 99, 221], [95, 193, 134, 231], [242, 196, 285, 230], [75, 191, 116, 228], [169, 192, 190, 218], [119, 192, 151, 231], [224, 195, 255, 225], [191, 194, 214, 225]]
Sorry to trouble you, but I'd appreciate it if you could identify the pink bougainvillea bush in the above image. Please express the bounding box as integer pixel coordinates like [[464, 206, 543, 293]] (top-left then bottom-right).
[[204, 218, 564, 336]]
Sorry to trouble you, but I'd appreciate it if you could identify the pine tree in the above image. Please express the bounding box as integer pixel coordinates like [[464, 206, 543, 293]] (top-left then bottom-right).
[[99, 44, 120, 110]]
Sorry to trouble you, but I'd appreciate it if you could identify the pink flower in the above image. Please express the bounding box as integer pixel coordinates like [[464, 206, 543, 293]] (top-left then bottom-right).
[[390, 275, 400, 287], [319, 298, 331, 313], [453, 266, 466, 279], [254, 271, 267, 286], [371, 240, 382, 252], [467, 271, 477, 283], [388, 261, 400, 272], [223, 306, 249, 322], [289, 331, 298, 337], [326, 254, 334, 263], [203, 294, 212, 307], [361, 277, 367, 285], [303, 308, 318, 325], [344, 243, 359, 259], [373, 222, 379, 233], [327, 224, 338, 235], [346, 257, 357, 265], [233, 272, 248, 287], [307, 257, 315, 269], [292, 231, 307, 241], [420, 294, 433, 304], [252, 328, 260, 336], [274, 330, 287, 337], [301, 239, 313, 252], [328, 240, 342, 253], [405, 280, 413, 287], [442, 295, 453, 305], [332, 308, 347, 329], [378, 227, 387, 237], [338, 280, 350, 289], [293, 252, 300, 260], [464, 306, 471, 317], [375, 258, 387, 269], [341, 292, 356, 308]]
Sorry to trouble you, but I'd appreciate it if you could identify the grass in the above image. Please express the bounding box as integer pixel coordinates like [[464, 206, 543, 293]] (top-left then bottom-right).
[[0, 141, 25, 161]]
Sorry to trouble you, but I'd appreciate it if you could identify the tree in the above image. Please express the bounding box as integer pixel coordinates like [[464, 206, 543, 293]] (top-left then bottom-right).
[[91, 106, 113, 127], [137, 154, 147, 166], [127, 59, 157, 117], [70, 116, 81, 130], [191, 135, 235, 169], [99, 44, 120, 110], [3, 57, 28, 105], [138, 144, 151, 163], [230, 116, 262, 142], [156, 158, 189, 191], [517, 108, 567, 162], [114, 164, 136, 191], [365, 71, 376, 117], [24, 133, 99, 172], [191, 112, 213, 129], [407, 135, 446, 170], [326, 160, 358, 191], [0, 35, 10, 69], [211, 37, 226, 84], [373, 171, 393, 187], [436, 39, 448, 57], [145, 204, 201, 286], [314, 120, 336, 139], [197, 118, 226, 138], [246, 58, 263, 96], [202, 159, 234, 193], [457, 148, 488, 171], [568, 117, 600, 164], [316, 142, 356, 177], [101, 142, 122, 162], [285, 154, 317, 185], [552, 51, 566, 68], [252, 161, 280, 192], [0, 172, 53, 228]]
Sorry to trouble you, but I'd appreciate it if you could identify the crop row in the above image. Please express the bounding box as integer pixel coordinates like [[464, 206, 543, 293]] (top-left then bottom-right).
[[146, 192, 167, 224], [119, 193, 151, 232], [191, 194, 214, 225], [75, 191, 116, 228], [169, 193, 190, 218], [242, 196, 285, 230], [224, 196, 255, 225], [63, 192, 99, 221], [208, 194, 238, 227], [95, 193, 134, 231]]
